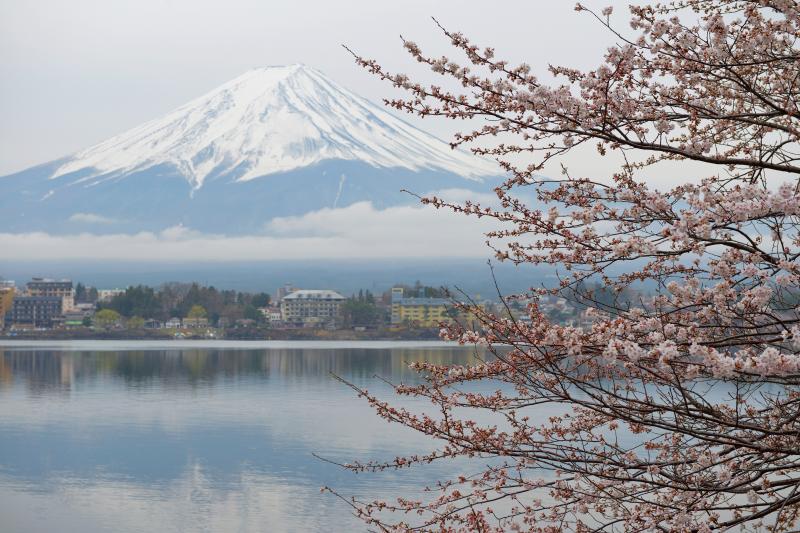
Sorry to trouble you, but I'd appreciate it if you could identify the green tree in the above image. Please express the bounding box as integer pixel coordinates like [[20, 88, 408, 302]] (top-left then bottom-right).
[[173, 283, 227, 319], [75, 283, 87, 303], [94, 309, 121, 329], [251, 292, 270, 308], [105, 285, 161, 319], [186, 305, 207, 319], [127, 316, 145, 329], [220, 304, 244, 324], [341, 297, 383, 327], [243, 305, 262, 323]]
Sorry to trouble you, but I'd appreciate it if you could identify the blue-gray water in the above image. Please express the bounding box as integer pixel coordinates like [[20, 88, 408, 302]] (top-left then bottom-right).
[[0, 341, 486, 532]]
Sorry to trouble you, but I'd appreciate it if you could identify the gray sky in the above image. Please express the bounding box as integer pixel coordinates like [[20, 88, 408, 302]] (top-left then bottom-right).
[[0, 0, 615, 176]]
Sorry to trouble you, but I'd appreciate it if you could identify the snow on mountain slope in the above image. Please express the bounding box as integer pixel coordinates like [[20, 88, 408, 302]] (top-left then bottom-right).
[[51, 64, 497, 189]]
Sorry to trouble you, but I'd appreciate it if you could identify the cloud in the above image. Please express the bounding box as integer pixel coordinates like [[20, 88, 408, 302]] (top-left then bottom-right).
[[68, 212, 118, 224], [1, 202, 503, 261]]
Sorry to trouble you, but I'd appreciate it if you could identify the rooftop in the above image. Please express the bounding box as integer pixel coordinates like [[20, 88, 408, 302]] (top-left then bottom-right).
[[283, 290, 345, 301], [394, 297, 451, 306]]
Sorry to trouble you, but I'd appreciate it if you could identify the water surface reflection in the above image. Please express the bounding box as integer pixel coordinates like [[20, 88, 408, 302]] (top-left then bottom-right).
[[0, 342, 486, 533]]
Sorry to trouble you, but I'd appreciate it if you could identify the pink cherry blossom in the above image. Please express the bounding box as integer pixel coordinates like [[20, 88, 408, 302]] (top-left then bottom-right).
[[332, 1, 800, 530]]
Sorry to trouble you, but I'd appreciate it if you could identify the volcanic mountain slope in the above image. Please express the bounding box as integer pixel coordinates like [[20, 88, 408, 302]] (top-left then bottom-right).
[[0, 64, 498, 234]]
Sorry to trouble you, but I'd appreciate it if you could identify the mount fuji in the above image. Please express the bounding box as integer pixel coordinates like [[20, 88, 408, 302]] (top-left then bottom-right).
[[0, 64, 498, 235]]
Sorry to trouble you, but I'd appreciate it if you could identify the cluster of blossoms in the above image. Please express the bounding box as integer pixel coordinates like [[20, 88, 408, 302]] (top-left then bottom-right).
[[330, 1, 800, 531]]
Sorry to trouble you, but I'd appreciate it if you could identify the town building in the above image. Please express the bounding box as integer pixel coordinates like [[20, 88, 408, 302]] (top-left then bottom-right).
[[97, 289, 126, 303], [280, 289, 345, 326], [61, 303, 95, 328], [144, 319, 163, 329], [276, 283, 298, 302], [5, 296, 63, 328], [27, 278, 75, 312], [165, 317, 182, 329], [62, 312, 86, 328], [259, 307, 283, 325], [182, 317, 209, 328], [390, 288, 452, 327], [0, 285, 15, 328], [390, 287, 485, 328]]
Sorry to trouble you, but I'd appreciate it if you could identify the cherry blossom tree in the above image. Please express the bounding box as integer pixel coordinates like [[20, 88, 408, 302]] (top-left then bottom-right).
[[330, 1, 800, 531]]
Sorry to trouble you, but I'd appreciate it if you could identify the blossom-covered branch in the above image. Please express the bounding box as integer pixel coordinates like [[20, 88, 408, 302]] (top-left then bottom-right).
[[333, 1, 800, 531]]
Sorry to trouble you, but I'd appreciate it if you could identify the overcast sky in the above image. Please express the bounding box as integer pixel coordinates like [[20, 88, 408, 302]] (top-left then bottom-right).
[[0, 0, 616, 176]]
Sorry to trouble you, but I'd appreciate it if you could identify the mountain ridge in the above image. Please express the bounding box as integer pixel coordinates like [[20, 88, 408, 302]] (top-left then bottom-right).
[[0, 64, 499, 235], [48, 64, 495, 189]]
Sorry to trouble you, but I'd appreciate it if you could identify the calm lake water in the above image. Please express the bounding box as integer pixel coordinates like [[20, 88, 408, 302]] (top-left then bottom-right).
[[0, 341, 487, 532]]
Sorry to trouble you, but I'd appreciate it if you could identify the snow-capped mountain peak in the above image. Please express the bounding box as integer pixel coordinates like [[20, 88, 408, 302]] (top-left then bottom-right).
[[51, 64, 497, 188]]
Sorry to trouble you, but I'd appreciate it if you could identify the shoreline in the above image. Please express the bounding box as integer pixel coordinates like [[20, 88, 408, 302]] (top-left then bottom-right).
[[0, 338, 458, 351], [0, 327, 443, 343]]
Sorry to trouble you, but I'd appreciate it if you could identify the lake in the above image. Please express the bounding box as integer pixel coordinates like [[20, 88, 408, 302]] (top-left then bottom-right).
[[0, 341, 487, 532]]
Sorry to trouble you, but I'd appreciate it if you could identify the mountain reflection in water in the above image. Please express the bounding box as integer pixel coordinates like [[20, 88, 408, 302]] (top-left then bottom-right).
[[0, 342, 487, 533]]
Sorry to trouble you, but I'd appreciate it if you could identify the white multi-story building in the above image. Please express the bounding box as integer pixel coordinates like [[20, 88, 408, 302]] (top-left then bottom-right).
[[280, 289, 345, 326], [97, 289, 126, 303], [259, 307, 283, 324]]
